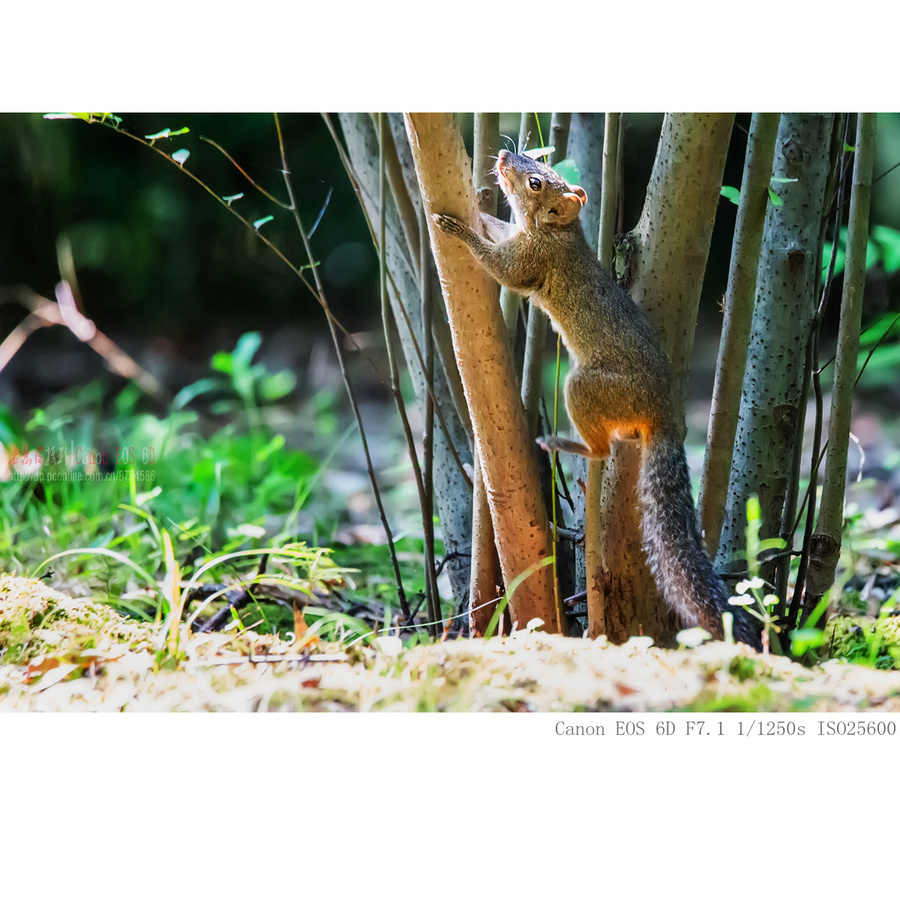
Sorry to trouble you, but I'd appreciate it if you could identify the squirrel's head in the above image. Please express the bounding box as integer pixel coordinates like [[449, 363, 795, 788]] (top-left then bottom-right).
[[495, 149, 587, 231]]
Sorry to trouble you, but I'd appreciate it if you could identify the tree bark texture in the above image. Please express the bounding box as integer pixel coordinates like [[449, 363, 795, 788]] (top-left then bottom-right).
[[468, 113, 504, 632], [338, 114, 474, 610], [563, 113, 605, 600], [567, 114, 606, 257], [805, 114, 876, 600], [716, 113, 834, 575], [404, 113, 561, 633], [598, 113, 735, 644], [700, 113, 780, 556], [585, 112, 620, 633]]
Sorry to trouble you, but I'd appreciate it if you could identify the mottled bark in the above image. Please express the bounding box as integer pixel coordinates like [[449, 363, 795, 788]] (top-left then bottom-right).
[[405, 113, 560, 632], [716, 114, 834, 576], [338, 114, 474, 610], [805, 114, 876, 602], [700, 113, 780, 555]]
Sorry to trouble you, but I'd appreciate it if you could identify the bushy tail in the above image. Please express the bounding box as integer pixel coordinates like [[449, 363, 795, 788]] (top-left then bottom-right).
[[639, 433, 762, 650]]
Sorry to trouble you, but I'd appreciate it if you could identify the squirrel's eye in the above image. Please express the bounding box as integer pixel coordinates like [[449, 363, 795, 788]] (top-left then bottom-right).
[[528, 177, 542, 191]]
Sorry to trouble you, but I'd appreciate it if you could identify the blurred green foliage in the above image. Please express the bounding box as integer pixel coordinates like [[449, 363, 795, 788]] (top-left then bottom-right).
[[0, 113, 377, 340]]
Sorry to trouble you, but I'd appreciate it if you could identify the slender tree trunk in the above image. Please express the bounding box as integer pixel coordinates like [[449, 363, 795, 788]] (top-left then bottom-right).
[[566, 113, 606, 605], [499, 113, 531, 338], [405, 113, 561, 633], [568, 114, 605, 257], [338, 114, 475, 611], [468, 113, 504, 633], [700, 114, 780, 556], [804, 114, 876, 604], [584, 112, 620, 636], [521, 113, 571, 435]]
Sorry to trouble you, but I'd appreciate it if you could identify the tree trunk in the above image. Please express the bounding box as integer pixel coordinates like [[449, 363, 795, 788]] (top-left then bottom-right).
[[716, 114, 834, 578], [585, 114, 623, 634], [804, 114, 876, 603], [565, 113, 606, 604], [338, 114, 475, 612], [405, 113, 561, 633], [700, 113, 780, 556], [597, 113, 735, 644], [468, 113, 503, 633]]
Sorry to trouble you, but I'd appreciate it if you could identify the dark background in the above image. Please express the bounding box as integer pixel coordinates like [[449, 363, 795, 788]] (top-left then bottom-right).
[[2, 112, 899, 414]]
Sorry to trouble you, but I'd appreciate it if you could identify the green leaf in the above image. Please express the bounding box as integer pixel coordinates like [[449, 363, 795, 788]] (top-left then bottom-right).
[[172, 378, 223, 410], [259, 371, 297, 402], [790, 628, 826, 654], [856, 342, 900, 386], [223, 193, 244, 206], [210, 351, 233, 375], [871, 225, 900, 274], [232, 332, 262, 369], [770, 177, 798, 184], [767, 187, 784, 207], [253, 215, 274, 230], [823, 226, 889, 282], [858, 312, 900, 349], [552, 158, 581, 185], [720, 185, 741, 205], [145, 127, 190, 140], [523, 145, 553, 162], [171, 149, 190, 166], [254, 433, 285, 463], [866, 238, 880, 271]]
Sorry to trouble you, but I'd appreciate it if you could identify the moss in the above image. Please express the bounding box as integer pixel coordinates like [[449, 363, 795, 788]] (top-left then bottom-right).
[[1, 607, 37, 665], [728, 655, 761, 681], [0, 574, 155, 664], [826, 616, 900, 668]]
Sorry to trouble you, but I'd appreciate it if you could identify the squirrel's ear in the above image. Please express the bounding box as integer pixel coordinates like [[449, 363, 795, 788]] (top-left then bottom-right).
[[558, 188, 587, 225], [567, 185, 588, 206]]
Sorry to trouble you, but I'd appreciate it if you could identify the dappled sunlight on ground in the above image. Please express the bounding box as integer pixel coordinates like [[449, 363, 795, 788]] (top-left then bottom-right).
[[3, 576, 900, 712]]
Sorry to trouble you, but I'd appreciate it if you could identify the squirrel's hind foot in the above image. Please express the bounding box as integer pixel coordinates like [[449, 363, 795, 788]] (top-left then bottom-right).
[[537, 435, 600, 459]]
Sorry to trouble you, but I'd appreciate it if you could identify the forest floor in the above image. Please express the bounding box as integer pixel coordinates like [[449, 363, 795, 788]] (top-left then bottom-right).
[[4, 359, 900, 712], [3, 575, 900, 712]]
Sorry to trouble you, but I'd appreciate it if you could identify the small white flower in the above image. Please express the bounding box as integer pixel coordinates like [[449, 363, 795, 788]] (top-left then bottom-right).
[[735, 576, 765, 594], [676, 627, 712, 648]]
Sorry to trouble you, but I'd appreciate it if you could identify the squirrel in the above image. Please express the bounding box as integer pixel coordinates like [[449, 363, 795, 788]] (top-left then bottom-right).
[[433, 148, 762, 650]]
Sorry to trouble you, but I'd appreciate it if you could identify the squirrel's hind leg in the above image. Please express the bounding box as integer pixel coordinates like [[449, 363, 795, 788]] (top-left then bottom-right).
[[536, 434, 606, 459]]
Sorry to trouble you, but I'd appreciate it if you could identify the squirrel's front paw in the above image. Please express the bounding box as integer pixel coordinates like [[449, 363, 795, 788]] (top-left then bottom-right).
[[432, 213, 466, 237]]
